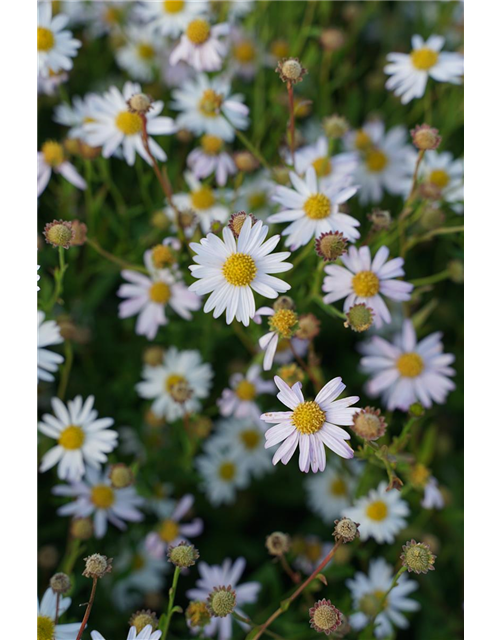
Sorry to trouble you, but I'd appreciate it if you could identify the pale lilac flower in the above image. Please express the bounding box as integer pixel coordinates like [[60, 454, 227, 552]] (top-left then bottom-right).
[[145, 494, 203, 559], [38, 141, 86, 196], [187, 135, 237, 186], [217, 364, 275, 423], [38, 311, 64, 382], [170, 19, 229, 72], [421, 476, 445, 509]]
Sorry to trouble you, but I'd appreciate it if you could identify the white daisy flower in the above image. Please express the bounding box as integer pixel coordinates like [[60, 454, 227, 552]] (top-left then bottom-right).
[[385, 34, 464, 104], [235, 171, 276, 217], [322, 245, 413, 328], [344, 121, 414, 204], [38, 395, 118, 483], [189, 217, 293, 326], [37, 2, 81, 78], [83, 82, 177, 166], [170, 18, 229, 72], [38, 70, 68, 97], [171, 74, 249, 142], [186, 558, 260, 640], [187, 134, 237, 186], [253, 305, 298, 371], [343, 481, 410, 543], [164, 172, 230, 235], [291, 137, 358, 188], [38, 311, 64, 383], [38, 140, 87, 197], [212, 418, 274, 477], [37, 588, 81, 640], [53, 467, 145, 539], [91, 626, 161, 640], [86, 1, 130, 38], [421, 476, 445, 510], [145, 494, 204, 559], [196, 445, 250, 505], [269, 167, 360, 249], [347, 558, 419, 638], [360, 319, 456, 411], [419, 150, 464, 213], [116, 24, 163, 82], [136, 0, 209, 38], [136, 347, 213, 422], [118, 250, 200, 341], [112, 540, 169, 612], [261, 376, 359, 473], [225, 0, 255, 21], [217, 364, 275, 423], [227, 28, 260, 80], [53, 93, 99, 139], [160, 45, 196, 88], [304, 460, 361, 524]]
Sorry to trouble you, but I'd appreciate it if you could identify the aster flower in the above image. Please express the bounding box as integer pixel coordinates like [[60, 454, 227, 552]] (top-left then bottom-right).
[[38, 140, 87, 196], [186, 558, 260, 640], [360, 319, 456, 411], [211, 418, 273, 478], [170, 18, 229, 72], [37, 588, 81, 640], [304, 461, 361, 524], [53, 467, 145, 539], [385, 35, 464, 104], [118, 250, 200, 341], [421, 476, 445, 509], [38, 311, 64, 383], [294, 535, 331, 574], [171, 74, 249, 141], [254, 305, 298, 371], [136, 347, 213, 422], [343, 481, 409, 543], [217, 364, 275, 423], [83, 81, 176, 166], [418, 150, 464, 213], [116, 24, 163, 82], [53, 93, 100, 139], [37, 2, 81, 78], [227, 28, 261, 79], [196, 444, 250, 506], [291, 136, 358, 188], [91, 626, 161, 640], [322, 245, 413, 328], [187, 134, 237, 186], [38, 395, 118, 482], [261, 376, 359, 472], [344, 120, 414, 204], [144, 494, 203, 559], [269, 167, 360, 249], [136, 0, 209, 38], [347, 558, 419, 638], [189, 217, 293, 326]]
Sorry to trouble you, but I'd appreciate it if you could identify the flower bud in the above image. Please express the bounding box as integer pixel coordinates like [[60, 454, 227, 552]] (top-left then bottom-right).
[[143, 346, 165, 367], [70, 220, 87, 246], [296, 314, 321, 340], [207, 586, 237, 618], [151, 244, 175, 269], [367, 208, 392, 230], [186, 601, 211, 629], [70, 517, 94, 540], [351, 407, 387, 441], [322, 114, 349, 139], [228, 211, 256, 238], [43, 220, 74, 249], [129, 610, 158, 633], [109, 463, 134, 489], [233, 151, 259, 172], [168, 542, 200, 568], [309, 599, 342, 635], [277, 363, 304, 386], [319, 28, 345, 52], [344, 304, 374, 332], [401, 540, 436, 574], [411, 124, 441, 151], [50, 572, 71, 595], [315, 231, 348, 261]]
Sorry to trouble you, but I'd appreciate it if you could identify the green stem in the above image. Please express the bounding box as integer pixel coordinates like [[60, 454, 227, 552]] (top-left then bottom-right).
[[410, 269, 450, 287], [405, 225, 464, 252], [161, 566, 181, 639], [313, 295, 346, 320], [232, 126, 272, 173], [86, 237, 148, 273], [57, 340, 73, 400]]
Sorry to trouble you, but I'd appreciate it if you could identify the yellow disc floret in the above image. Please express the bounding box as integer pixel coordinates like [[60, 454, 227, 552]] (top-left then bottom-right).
[[292, 401, 326, 435], [164, 0, 185, 13], [269, 309, 297, 339], [42, 141, 64, 167], [411, 47, 439, 70], [355, 129, 372, 150], [330, 478, 347, 496], [201, 134, 224, 155], [191, 186, 216, 210], [429, 169, 450, 189], [235, 380, 256, 401], [303, 193, 331, 220], [38, 615, 56, 640], [115, 111, 143, 135], [397, 352, 425, 378], [222, 253, 257, 286], [219, 461, 236, 481], [366, 500, 388, 521], [91, 484, 115, 509], [166, 374, 187, 394], [38, 27, 55, 52], [233, 40, 256, 63], [240, 429, 260, 450], [366, 149, 388, 172], [312, 156, 332, 177], [149, 282, 171, 304], [352, 270, 380, 297], [137, 43, 155, 60], [198, 89, 224, 117], [159, 519, 180, 543], [58, 425, 85, 450], [186, 19, 211, 45]]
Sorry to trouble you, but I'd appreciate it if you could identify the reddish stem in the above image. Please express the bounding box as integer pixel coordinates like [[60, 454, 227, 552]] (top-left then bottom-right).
[[287, 82, 295, 164], [75, 578, 98, 640]]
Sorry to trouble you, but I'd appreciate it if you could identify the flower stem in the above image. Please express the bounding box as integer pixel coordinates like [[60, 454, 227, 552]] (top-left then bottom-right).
[[161, 566, 181, 639], [232, 126, 272, 172], [287, 82, 295, 164], [85, 237, 148, 273], [75, 578, 98, 640]]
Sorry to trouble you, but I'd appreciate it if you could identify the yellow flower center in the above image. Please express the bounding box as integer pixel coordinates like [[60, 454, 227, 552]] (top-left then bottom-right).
[[292, 401, 326, 435], [305, 540, 322, 562], [330, 478, 347, 497], [165, 374, 187, 394], [191, 186, 216, 210], [355, 130, 372, 150], [411, 47, 439, 70], [366, 500, 388, 521], [42, 141, 64, 167], [359, 591, 386, 616], [233, 40, 256, 63], [137, 43, 155, 60], [58, 425, 85, 450], [235, 379, 256, 401], [219, 461, 236, 481], [115, 111, 143, 136], [222, 253, 257, 286], [397, 352, 425, 378], [201, 134, 224, 155], [352, 270, 380, 297], [149, 282, 171, 304], [186, 19, 211, 45], [104, 7, 120, 24], [270, 39, 289, 59], [366, 149, 388, 172], [303, 193, 331, 220], [38, 27, 55, 52], [240, 428, 260, 450], [132, 554, 146, 571], [198, 89, 224, 117], [159, 518, 180, 543], [312, 156, 332, 178], [410, 463, 431, 488], [164, 0, 184, 13], [429, 169, 450, 189], [38, 615, 55, 640], [269, 309, 297, 339], [91, 484, 115, 509], [248, 192, 267, 210]]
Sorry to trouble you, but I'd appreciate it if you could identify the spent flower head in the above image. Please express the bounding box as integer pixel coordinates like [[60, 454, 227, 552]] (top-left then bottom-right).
[[309, 598, 342, 635], [315, 231, 348, 262], [276, 57, 307, 84], [411, 123, 442, 150], [109, 463, 134, 489], [401, 539, 436, 574], [127, 92, 153, 114], [186, 601, 211, 628], [207, 585, 237, 617], [49, 572, 71, 595], [344, 304, 374, 333], [228, 211, 257, 238], [83, 553, 113, 579], [43, 220, 74, 249], [323, 114, 349, 139], [296, 314, 321, 340], [265, 531, 291, 556], [168, 541, 200, 568], [352, 407, 387, 441], [333, 517, 360, 544]]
